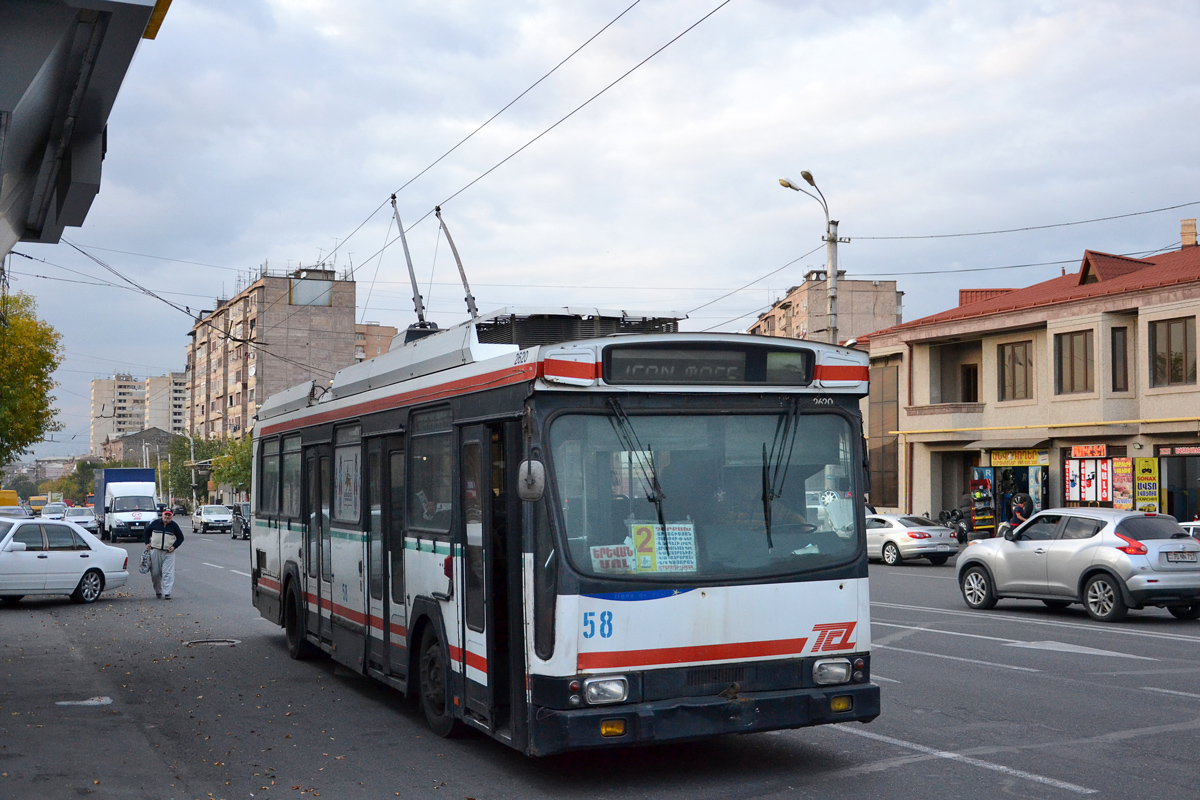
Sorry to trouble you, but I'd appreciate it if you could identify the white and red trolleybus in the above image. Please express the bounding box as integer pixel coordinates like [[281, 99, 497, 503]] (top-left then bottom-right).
[[249, 307, 880, 755]]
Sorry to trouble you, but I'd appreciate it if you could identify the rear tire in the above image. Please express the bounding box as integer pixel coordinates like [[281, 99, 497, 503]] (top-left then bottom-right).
[[1042, 599, 1071, 609], [928, 555, 949, 566], [1, 595, 23, 606], [418, 625, 461, 738], [1167, 603, 1200, 620], [960, 565, 997, 609], [71, 570, 104, 604], [1084, 574, 1128, 622], [882, 542, 902, 566], [284, 586, 317, 659]]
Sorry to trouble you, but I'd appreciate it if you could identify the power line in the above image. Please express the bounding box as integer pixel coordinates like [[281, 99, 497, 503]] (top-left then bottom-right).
[[328, 1, 646, 268], [686, 243, 823, 315], [852, 200, 1200, 241]]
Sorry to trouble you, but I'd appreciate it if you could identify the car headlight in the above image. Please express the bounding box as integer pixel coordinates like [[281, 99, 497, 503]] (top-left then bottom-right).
[[813, 658, 853, 685], [583, 676, 629, 705], [114, 520, 127, 527]]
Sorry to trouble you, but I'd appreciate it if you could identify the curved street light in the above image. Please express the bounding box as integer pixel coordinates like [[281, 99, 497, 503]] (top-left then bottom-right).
[[780, 172, 841, 345]]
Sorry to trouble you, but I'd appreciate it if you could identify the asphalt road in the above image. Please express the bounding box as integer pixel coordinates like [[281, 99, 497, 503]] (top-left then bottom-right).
[[3, 533, 1199, 799]]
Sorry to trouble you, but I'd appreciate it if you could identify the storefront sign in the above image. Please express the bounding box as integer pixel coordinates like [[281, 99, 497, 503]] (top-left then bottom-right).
[[1071, 445, 1107, 459], [1134, 457, 1160, 513], [990, 449, 1050, 467], [1157, 445, 1200, 456], [1065, 458, 1112, 503], [1112, 458, 1133, 510]]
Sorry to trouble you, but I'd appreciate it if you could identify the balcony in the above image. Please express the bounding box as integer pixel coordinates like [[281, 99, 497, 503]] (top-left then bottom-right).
[[906, 403, 985, 416]]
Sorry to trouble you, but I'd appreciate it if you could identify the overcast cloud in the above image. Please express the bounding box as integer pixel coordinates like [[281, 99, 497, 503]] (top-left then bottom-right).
[[13, 0, 1200, 458]]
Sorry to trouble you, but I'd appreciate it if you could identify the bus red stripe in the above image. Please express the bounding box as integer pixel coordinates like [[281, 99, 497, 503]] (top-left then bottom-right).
[[261, 363, 537, 435], [577, 637, 810, 670], [540, 359, 598, 380], [814, 364, 868, 382]]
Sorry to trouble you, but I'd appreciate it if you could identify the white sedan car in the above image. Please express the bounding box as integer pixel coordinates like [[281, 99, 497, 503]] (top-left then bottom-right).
[[0, 516, 129, 605], [867, 514, 961, 565], [64, 506, 99, 534], [193, 504, 234, 533]]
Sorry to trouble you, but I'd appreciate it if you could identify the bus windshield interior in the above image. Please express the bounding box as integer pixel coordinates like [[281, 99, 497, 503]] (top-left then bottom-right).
[[548, 410, 860, 580]]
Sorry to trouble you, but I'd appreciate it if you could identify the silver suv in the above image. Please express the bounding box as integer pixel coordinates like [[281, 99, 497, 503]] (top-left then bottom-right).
[[956, 509, 1200, 622]]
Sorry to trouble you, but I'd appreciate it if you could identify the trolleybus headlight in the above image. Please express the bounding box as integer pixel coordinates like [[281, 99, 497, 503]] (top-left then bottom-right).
[[813, 658, 853, 685], [583, 676, 628, 705]]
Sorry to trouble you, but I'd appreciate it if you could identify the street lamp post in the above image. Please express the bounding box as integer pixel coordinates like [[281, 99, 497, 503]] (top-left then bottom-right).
[[779, 172, 846, 345]]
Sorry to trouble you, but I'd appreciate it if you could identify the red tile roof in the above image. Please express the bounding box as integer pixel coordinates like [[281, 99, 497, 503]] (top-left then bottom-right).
[[869, 246, 1200, 339], [958, 288, 1016, 306]]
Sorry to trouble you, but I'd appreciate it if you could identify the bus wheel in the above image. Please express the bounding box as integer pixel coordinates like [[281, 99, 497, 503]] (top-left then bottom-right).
[[284, 587, 316, 659], [418, 625, 460, 738]]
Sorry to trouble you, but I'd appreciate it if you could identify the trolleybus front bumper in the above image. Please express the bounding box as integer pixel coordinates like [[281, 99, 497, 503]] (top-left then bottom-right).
[[528, 682, 880, 755]]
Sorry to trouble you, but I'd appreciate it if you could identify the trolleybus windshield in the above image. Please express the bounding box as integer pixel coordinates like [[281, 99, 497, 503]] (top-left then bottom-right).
[[549, 411, 859, 580]]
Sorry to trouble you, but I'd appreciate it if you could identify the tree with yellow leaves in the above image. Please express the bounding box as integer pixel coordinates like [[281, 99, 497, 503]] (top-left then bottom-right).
[[0, 292, 63, 467]]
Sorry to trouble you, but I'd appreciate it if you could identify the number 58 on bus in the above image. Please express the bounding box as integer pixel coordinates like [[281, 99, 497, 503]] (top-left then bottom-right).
[[248, 308, 879, 756]]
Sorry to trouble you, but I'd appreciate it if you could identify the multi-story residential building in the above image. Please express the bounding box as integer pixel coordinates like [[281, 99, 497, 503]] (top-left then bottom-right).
[[748, 270, 904, 343], [862, 221, 1200, 527], [185, 268, 357, 439], [101, 427, 175, 465], [355, 322, 398, 362], [143, 372, 188, 436], [90, 374, 146, 456]]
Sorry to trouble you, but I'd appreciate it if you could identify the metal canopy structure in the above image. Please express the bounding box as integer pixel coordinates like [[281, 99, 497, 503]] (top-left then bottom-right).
[[0, 0, 171, 259]]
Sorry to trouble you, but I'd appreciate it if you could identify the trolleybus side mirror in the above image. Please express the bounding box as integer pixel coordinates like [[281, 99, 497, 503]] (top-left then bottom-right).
[[518, 460, 546, 501]]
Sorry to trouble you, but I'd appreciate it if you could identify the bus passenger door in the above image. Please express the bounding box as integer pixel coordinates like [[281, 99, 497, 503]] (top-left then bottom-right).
[[384, 439, 408, 678], [460, 427, 492, 727], [306, 448, 333, 644]]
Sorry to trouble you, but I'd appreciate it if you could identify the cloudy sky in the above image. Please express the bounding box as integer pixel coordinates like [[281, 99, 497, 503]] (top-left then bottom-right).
[[12, 0, 1200, 458]]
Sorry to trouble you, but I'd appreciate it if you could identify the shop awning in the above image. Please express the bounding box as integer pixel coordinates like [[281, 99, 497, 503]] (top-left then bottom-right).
[[965, 438, 1048, 450]]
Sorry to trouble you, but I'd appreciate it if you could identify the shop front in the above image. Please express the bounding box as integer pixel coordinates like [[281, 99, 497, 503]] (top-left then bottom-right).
[[1062, 444, 1140, 511], [1157, 445, 1200, 522], [989, 448, 1049, 524]]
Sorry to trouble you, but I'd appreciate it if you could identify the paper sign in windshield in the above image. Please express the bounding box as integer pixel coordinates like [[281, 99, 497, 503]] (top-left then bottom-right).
[[589, 523, 698, 574]]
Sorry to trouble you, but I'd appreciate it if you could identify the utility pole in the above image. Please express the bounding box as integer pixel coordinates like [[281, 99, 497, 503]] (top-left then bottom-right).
[[825, 219, 839, 346]]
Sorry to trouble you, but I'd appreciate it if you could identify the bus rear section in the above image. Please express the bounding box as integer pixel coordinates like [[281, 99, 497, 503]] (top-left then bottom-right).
[[248, 319, 879, 755]]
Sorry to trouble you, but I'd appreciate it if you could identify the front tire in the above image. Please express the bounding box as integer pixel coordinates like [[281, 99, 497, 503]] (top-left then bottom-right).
[[71, 570, 104, 604], [284, 587, 317, 659], [882, 542, 902, 566], [960, 565, 997, 609], [1167, 603, 1200, 620], [418, 625, 461, 738], [1, 595, 23, 606], [1084, 574, 1128, 622]]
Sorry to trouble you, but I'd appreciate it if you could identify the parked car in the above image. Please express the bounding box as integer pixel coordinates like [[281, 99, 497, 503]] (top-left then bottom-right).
[[1179, 520, 1200, 541], [0, 507, 33, 519], [40, 502, 68, 520], [173, 503, 188, 516], [64, 506, 99, 534], [193, 504, 233, 534], [0, 517, 129, 605], [956, 509, 1200, 622], [866, 514, 961, 565], [231, 502, 251, 540]]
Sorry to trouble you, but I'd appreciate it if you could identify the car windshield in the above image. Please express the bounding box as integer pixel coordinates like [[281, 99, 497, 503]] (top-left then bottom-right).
[[203, 506, 228, 515], [1115, 516, 1190, 541], [0, 520, 12, 538], [66, 508, 91, 517], [44, 504, 66, 512], [900, 516, 939, 527], [0, 507, 28, 517], [548, 410, 860, 581], [113, 497, 156, 512]]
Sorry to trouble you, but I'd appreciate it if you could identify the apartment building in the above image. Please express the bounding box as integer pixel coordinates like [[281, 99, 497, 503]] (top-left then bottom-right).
[[748, 270, 904, 343], [89, 374, 146, 456], [356, 322, 398, 362], [862, 221, 1200, 526], [185, 268, 359, 439], [144, 372, 188, 435]]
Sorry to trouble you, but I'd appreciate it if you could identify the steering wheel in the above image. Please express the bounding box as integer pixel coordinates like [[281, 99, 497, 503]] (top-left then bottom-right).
[[775, 521, 818, 535]]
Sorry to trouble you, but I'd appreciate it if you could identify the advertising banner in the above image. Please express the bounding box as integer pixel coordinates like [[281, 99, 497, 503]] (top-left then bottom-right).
[[990, 449, 1050, 468], [1135, 457, 1160, 513], [1112, 458, 1133, 510]]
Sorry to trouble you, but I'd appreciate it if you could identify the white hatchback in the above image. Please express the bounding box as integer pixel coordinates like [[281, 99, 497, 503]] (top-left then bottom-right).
[[0, 517, 129, 605]]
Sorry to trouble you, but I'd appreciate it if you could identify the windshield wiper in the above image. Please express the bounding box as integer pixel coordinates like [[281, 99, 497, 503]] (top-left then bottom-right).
[[761, 398, 801, 551], [607, 399, 669, 555]]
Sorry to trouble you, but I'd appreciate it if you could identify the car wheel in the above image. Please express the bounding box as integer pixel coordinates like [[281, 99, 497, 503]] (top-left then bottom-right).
[[201, 523, 208, 534], [882, 542, 902, 566], [960, 565, 997, 609], [418, 625, 461, 738], [1167, 603, 1200, 620], [928, 555, 949, 566], [71, 570, 104, 604], [1084, 574, 1128, 622], [1, 595, 23, 606], [1042, 599, 1071, 609], [284, 587, 317, 659]]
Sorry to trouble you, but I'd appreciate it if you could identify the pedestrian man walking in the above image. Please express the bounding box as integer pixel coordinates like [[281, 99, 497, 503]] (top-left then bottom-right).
[[144, 508, 185, 600]]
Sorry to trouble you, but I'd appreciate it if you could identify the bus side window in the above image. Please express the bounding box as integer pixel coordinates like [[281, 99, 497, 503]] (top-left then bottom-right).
[[259, 438, 280, 515], [367, 443, 383, 601], [389, 450, 405, 602], [281, 436, 302, 518], [407, 409, 453, 535]]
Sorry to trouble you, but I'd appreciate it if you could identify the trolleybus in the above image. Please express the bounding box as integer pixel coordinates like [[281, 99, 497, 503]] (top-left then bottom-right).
[[249, 307, 880, 755]]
